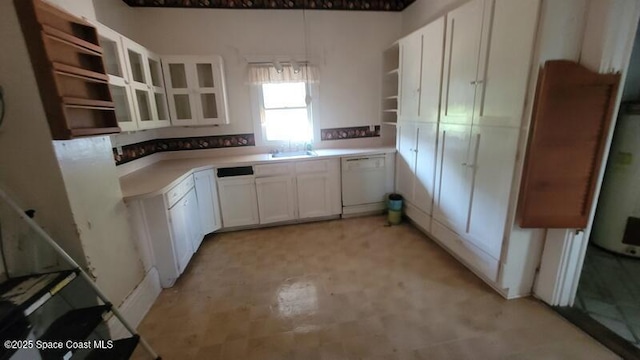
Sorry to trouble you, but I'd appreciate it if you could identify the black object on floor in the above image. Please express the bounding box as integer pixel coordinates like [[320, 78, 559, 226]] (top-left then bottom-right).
[[70, 335, 140, 360], [0, 300, 30, 360], [39, 304, 112, 360], [555, 306, 640, 360]]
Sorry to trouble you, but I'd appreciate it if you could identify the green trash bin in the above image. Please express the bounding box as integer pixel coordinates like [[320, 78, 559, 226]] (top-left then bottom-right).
[[387, 194, 403, 225], [388, 209, 402, 225]]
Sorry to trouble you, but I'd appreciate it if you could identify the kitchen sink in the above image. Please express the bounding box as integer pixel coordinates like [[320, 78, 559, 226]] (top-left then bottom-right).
[[271, 150, 317, 159]]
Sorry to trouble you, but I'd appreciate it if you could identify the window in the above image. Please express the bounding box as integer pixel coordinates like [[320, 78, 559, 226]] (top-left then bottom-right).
[[260, 82, 312, 142]]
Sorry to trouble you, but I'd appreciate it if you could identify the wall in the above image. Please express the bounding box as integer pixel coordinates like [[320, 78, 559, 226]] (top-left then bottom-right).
[[46, 0, 145, 306], [93, 0, 138, 38], [0, 1, 87, 269], [114, 8, 401, 149], [401, 0, 468, 35], [0, 0, 145, 306], [501, 0, 589, 298]]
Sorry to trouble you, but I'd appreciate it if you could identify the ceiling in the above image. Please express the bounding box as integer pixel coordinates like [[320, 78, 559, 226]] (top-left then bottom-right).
[[122, 0, 414, 12]]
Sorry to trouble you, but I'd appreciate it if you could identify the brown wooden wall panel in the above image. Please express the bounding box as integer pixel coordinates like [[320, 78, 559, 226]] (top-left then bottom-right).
[[518, 60, 621, 229]]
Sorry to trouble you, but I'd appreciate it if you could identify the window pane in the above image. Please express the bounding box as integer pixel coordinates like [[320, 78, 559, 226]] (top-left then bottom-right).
[[262, 83, 306, 109], [264, 108, 310, 141]]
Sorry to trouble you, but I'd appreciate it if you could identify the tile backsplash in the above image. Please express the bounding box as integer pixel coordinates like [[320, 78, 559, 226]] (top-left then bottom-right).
[[113, 125, 382, 165], [113, 134, 255, 165], [320, 125, 380, 141]]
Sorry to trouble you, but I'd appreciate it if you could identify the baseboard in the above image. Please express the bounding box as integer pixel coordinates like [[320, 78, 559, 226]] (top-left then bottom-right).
[[554, 306, 640, 360], [217, 215, 342, 233], [403, 201, 431, 233], [107, 267, 161, 338], [342, 203, 386, 217]]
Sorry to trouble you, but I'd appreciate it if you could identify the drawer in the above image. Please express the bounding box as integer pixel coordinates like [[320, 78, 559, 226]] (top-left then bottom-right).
[[254, 163, 293, 177], [295, 160, 330, 174], [166, 174, 195, 208]]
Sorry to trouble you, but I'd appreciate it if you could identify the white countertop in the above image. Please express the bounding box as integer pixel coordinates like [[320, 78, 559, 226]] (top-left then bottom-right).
[[119, 147, 396, 201]]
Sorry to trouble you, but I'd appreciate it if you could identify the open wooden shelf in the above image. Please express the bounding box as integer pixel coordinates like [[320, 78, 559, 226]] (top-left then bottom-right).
[[15, 0, 120, 139]]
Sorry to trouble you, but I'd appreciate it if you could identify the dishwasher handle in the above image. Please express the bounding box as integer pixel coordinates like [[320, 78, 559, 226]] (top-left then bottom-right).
[[343, 156, 386, 171]]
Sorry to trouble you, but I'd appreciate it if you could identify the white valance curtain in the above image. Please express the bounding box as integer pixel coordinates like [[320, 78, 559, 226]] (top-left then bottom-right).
[[247, 63, 319, 85]]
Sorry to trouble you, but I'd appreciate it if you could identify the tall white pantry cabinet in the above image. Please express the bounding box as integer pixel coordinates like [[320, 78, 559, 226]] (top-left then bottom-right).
[[394, 0, 540, 295]]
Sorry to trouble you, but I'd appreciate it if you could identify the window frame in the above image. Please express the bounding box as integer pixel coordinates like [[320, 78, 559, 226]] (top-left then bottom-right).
[[251, 82, 318, 147]]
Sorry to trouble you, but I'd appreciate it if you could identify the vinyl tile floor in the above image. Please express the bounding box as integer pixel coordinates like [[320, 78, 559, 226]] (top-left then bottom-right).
[[132, 216, 618, 360], [575, 244, 640, 348]]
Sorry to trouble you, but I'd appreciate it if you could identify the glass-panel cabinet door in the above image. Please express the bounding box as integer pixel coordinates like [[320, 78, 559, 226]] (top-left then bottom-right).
[[93, 23, 127, 81], [162, 59, 199, 126], [100, 36, 124, 79], [109, 82, 137, 132], [194, 61, 227, 125], [127, 48, 146, 85], [133, 86, 154, 127], [147, 53, 171, 127]]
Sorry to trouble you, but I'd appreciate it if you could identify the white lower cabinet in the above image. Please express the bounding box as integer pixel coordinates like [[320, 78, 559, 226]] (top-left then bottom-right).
[[256, 175, 296, 224], [169, 188, 198, 273], [397, 122, 438, 215], [194, 169, 222, 235], [431, 124, 519, 281], [396, 122, 520, 282], [133, 174, 202, 288], [433, 124, 474, 234], [217, 176, 260, 228], [297, 173, 332, 219], [466, 126, 519, 258], [217, 159, 341, 228], [296, 159, 342, 219]]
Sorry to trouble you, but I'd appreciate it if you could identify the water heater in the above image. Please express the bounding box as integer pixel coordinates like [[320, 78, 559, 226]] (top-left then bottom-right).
[[591, 104, 640, 257]]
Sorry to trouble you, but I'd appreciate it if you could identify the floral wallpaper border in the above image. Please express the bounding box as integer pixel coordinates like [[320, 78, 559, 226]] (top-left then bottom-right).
[[113, 134, 255, 165], [122, 0, 413, 11], [320, 125, 380, 141]]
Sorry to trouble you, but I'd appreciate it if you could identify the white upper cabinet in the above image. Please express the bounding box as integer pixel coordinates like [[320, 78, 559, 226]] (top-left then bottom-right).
[[399, 16, 445, 123], [162, 55, 230, 126], [418, 17, 445, 123], [441, 0, 540, 127], [473, 0, 540, 127], [123, 38, 171, 130], [93, 23, 138, 132], [440, 0, 484, 125], [399, 32, 422, 120]]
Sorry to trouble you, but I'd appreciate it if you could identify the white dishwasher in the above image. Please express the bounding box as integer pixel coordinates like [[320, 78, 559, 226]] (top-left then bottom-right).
[[341, 155, 388, 214]]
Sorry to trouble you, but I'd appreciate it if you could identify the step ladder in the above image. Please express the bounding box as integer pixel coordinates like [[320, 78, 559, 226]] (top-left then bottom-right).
[[0, 188, 160, 360]]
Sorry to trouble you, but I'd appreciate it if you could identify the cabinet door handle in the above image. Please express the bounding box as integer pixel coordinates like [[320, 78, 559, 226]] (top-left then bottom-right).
[[470, 80, 484, 86], [461, 162, 475, 168]]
